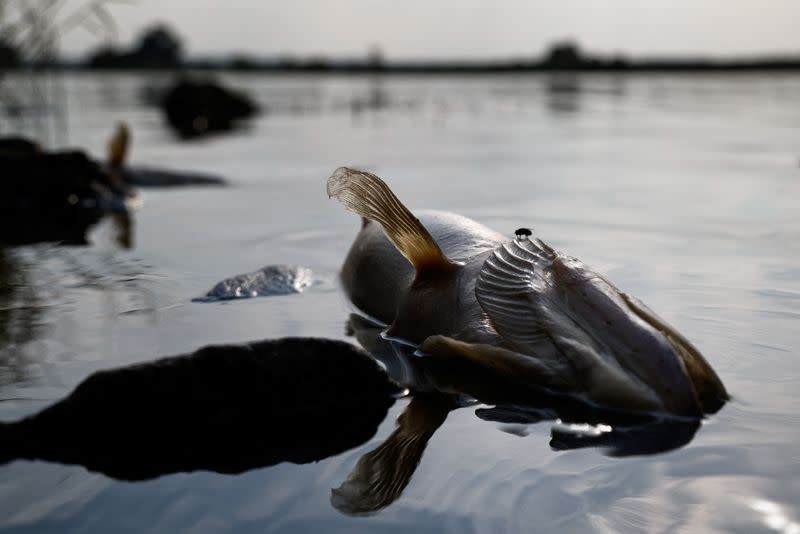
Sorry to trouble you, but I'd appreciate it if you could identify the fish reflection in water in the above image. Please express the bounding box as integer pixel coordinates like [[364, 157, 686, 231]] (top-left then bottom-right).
[[331, 314, 703, 516], [332, 392, 455, 516], [0, 318, 703, 516]]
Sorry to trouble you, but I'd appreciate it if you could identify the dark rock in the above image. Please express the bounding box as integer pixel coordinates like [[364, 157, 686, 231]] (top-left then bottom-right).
[[0, 137, 39, 156], [161, 79, 259, 138], [0, 337, 400, 480], [0, 140, 136, 245]]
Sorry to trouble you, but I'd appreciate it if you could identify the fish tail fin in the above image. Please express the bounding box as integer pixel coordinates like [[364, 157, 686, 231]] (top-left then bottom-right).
[[330, 395, 451, 515], [327, 167, 457, 275]]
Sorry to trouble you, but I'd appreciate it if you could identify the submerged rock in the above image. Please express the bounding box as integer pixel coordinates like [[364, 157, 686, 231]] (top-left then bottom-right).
[[195, 265, 314, 302]]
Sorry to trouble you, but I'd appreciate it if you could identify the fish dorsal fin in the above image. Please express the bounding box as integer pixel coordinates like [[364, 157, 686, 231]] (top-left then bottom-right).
[[107, 122, 130, 168], [327, 167, 456, 275]]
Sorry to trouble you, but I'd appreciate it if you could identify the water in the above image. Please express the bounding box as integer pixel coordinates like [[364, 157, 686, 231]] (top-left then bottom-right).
[[1, 72, 799, 533]]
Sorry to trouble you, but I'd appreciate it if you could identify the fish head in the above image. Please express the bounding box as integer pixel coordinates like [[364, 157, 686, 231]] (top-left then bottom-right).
[[475, 236, 727, 416]]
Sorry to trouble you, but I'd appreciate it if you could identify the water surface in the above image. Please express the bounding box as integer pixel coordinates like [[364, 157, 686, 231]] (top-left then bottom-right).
[[1, 72, 799, 533]]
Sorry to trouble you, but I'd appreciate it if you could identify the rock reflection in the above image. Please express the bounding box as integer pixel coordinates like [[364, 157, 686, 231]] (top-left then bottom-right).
[[0, 338, 400, 480], [0, 249, 41, 385]]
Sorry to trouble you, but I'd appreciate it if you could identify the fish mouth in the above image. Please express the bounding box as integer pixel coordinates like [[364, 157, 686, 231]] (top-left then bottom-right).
[[618, 292, 728, 414]]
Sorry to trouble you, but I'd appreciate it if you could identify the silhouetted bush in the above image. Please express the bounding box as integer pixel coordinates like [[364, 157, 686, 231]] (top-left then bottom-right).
[[0, 40, 19, 69], [543, 41, 584, 68], [87, 23, 183, 69]]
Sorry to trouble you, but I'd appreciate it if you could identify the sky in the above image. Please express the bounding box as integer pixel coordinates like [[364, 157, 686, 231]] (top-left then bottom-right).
[[61, 0, 800, 60]]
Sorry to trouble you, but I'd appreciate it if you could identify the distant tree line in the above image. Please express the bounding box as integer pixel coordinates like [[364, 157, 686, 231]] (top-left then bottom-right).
[[4, 21, 800, 73]]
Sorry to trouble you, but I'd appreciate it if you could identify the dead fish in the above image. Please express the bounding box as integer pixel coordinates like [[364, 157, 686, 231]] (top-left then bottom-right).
[[195, 265, 313, 302], [328, 167, 727, 417], [105, 122, 226, 187]]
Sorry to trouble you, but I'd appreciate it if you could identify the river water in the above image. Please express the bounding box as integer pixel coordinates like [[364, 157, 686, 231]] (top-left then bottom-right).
[[1, 72, 799, 533]]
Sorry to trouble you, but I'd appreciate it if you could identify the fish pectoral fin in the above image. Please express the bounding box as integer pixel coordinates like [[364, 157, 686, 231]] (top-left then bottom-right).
[[475, 238, 560, 354], [327, 167, 457, 275], [107, 122, 130, 168], [419, 335, 566, 387], [421, 336, 666, 412]]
